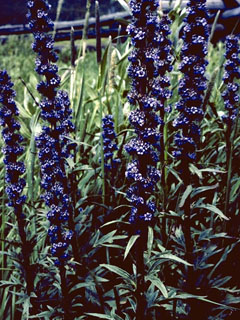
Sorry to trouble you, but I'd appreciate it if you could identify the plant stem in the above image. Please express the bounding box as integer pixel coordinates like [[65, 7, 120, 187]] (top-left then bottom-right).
[[92, 273, 105, 313], [70, 27, 76, 68], [173, 299, 177, 318], [59, 265, 70, 320], [136, 232, 146, 319], [160, 109, 166, 207], [160, 108, 168, 245], [183, 191, 194, 287], [82, 0, 92, 57], [70, 27, 76, 103], [181, 162, 196, 318], [224, 108, 239, 234], [182, 163, 194, 284], [114, 286, 124, 318], [15, 207, 33, 296], [95, 1, 102, 64], [98, 92, 106, 206], [224, 127, 233, 222], [18, 77, 39, 106], [1, 180, 6, 282]]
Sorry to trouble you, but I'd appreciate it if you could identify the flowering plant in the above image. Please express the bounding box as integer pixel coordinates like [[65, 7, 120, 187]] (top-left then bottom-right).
[[27, 0, 75, 267], [0, 0, 239, 319]]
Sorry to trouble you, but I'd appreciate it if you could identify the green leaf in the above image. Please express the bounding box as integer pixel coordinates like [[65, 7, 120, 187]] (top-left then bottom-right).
[[189, 163, 202, 179], [97, 39, 111, 91], [231, 178, 240, 198], [179, 185, 192, 208], [75, 70, 85, 132], [200, 168, 225, 174], [93, 230, 117, 247], [172, 293, 237, 310], [69, 282, 95, 294], [196, 204, 229, 220], [145, 276, 168, 298], [124, 235, 139, 260], [224, 294, 240, 305], [0, 280, 21, 288], [16, 101, 32, 119], [26, 108, 40, 202], [167, 166, 183, 184], [22, 297, 31, 318], [147, 226, 154, 259], [85, 313, 112, 319], [116, 48, 132, 66], [101, 219, 129, 228], [159, 253, 192, 266], [100, 264, 131, 281], [209, 10, 221, 43], [192, 183, 219, 197]]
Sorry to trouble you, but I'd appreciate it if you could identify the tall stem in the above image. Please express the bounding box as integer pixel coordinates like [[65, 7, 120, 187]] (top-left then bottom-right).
[[59, 265, 70, 320], [95, 1, 102, 64], [160, 108, 168, 245], [82, 0, 92, 57], [15, 207, 33, 296], [181, 162, 197, 318], [224, 109, 239, 235], [99, 93, 106, 205], [136, 232, 146, 319], [224, 127, 233, 223], [160, 108, 166, 207], [182, 161, 194, 289]]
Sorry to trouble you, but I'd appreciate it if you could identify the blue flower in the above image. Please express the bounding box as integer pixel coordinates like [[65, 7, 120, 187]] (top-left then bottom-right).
[[0, 70, 26, 207], [173, 0, 209, 163], [27, 0, 75, 265], [221, 35, 240, 126], [125, 0, 173, 227], [102, 115, 120, 171]]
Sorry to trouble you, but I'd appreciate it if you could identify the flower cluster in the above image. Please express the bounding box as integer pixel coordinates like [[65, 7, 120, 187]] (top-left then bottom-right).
[[125, 0, 173, 226], [0, 70, 26, 209], [102, 115, 120, 172], [221, 35, 240, 126], [127, 2, 173, 110], [27, 0, 75, 265], [173, 0, 209, 163]]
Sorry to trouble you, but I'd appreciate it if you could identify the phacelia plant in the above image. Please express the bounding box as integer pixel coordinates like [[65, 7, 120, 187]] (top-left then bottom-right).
[[102, 114, 120, 172], [0, 70, 33, 294], [27, 0, 75, 266], [222, 34, 240, 227], [125, 0, 173, 228], [221, 34, 240, 126], [173, 0, 209, 170], [0, 71, 26, 208], [171, 0, 209, 314]]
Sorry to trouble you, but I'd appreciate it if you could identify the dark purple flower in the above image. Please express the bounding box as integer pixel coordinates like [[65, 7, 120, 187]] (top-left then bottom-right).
[[173, 0, 209, 163], [0, 70, 26, 208], [27, 0, 75, 265], [125, 0, 173, 227], [221, 35, 240, 126], [102, 115, 120, 171]]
